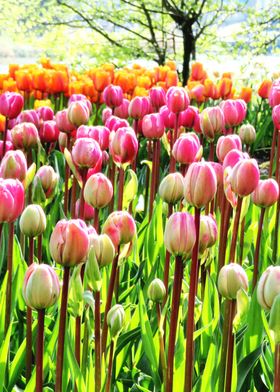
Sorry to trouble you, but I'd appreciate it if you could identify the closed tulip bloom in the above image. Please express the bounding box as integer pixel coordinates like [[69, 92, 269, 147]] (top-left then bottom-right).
[[68, 101, 90, 127], [0, 141, 13, 158], [114, 98, 129, 119], [257, 266, 280, 310], [200, 106, 225, 141], [36, 106, 54, 122], [148, 278, 166, 303], [0, 150, 27, 181], [102, 107, 112, 124], [56, 109, 76, 133], [128, 96, 151, 119], [35, 165, 58, 198], [238, 123, 256, 145], [107, 304, 125, 337], [229, 158, 260, 197], [110, 127, 138, 165], [172, 132, 202, 164], [251, 179, 279, 208], [105, 116, 129, 132], [0, 178, 25, 222], [39, 120, 60, 143], [199, 214, 218, 254], [166, 86, 190, 113], [209, 162, 224, 187], [20, 204, 46, 237], [164, 212, 196, 257], [218, 263, 248, 299], [76, 125, 110, 151], [102, 211, 136, 249], [219, 99, 247, 128], [149, 86, 166, 110], [223, 149, 249, 170], [17, 110, 40, 129], [216, 135, 242, 163], [68, 93, 92, 114], [178, 106, 199, 129], [72, 138, 102, 169], [142, 113, 165, 139], [184, 161, 217, 208], [103, 85, 123, 108], [0, 92, 24, 119], [272, 104, 280, 130], [23, 263, 60, 310], [269, 84, 280, 107], [49, 219, 90, 267], [159, 172, 184, 204], [258, 79, 272, 99], [75, 199, 95, 221], [90, 234, 115, 267], [11, 122, 39, 150], [84, 173, 113, 209], [159, 105, 176, 129]]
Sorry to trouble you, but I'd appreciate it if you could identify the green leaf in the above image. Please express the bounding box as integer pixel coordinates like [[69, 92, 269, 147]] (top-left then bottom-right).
[[237, 345, 262, 392], [0, 325, 11, 392], [123, 169, 138, 209]]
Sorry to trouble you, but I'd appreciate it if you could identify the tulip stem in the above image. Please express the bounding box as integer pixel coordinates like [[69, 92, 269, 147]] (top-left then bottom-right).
[[75, 316, 81, 366], [166, 255, 184, 392], [118, 166, 125, 211], [55, 266, 70, 392], [218, 200, 232, 273], [169, 114, 179, 173], [225, 299, 236, 392], [149, 139, 159, 221], [239, 216, 245, 265], [1, 117, 8, 161], [95, 290, 101, 392], [37, 234, 42, 263], [0, 223, 2, 247], [274, 343, 280, 392], [70, 177, 78, 219], [26, 236, 34, 383], [163, 203, 173, 342], [208, 141, 215, 162], [273, 197, 280, 264], [229, 196, 243, 263], [102, 253, 119, 355], [131, 119, 138, 174], [252, 207, 266, 289], [5, 222, 14, 334], [36, 309, 45, 392], [108, 161, 116, 213], [269, 127, 277, 178], [94, 208, 99, 232], [219, 299, 231, 392], [184, 207, 201, 392], [64, 134, 71, 216], [79, 169, 88, 220], [81, 310, 89, 377], [105, 340, 115, 392], [156, 303, 167, 388]]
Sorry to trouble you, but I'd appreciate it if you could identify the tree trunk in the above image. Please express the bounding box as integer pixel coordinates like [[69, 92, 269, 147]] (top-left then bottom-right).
[[182, 25, 195, 85]]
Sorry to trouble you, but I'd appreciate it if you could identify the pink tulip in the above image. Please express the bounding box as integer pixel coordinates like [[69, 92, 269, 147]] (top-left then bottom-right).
[[164, 212, 196, 257], [172, 132, 202, 164], [209, 162, 224, 187], [199, 214, 218, 254], [67, 101, 90, 127], [49, 219, 89, 267], [166, 87, 190, 113], [0, 150, 27, 181], [216, 135, 242, 163], [128, 96, 151, 119], [200, 106, 225, 141], [35, 165, 58, 199], [72, 137, 102, 169], [17, 110, 40, 129], [84, 172, 113, 209], [272, 104, 280, 130], [159, 105, 176, 129], [75, 199, 95, 221], [178, 106, 199, 129], [11, 122, 39, 150], [251, 179, 279, 208], [0, 141, 13, 158], [56, 109, 76, 133], [103, 85, 123, 108], [223, 149, 249, 169], [0, 178, 25, 222], [114, 99, 129, 119], [68, 94, 92, 114], [39, 120, 60, 143], [219, 99, 247, 128], [269, 83, 280, 107], [0, 92, 24, 119], [76, 125, 110, 151], [149, 86, 166, 111], [142, 113, 165, 139], [105, 115, 129, 132], [110, 127, 138, 165], [184, 161, 217, 208], [36, 106, 54, 122], [102, 107, 113, 124], [102, 211, 136, 249], [229, 158, 260, 197]]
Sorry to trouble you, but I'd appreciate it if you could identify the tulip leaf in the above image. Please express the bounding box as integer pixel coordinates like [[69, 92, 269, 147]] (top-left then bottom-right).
[[233, 288, 250, 333], [64, 148, 82, 187], [22, 162, 36, 190], [0, 324, 11, 392], [123, 169, 138, 209]]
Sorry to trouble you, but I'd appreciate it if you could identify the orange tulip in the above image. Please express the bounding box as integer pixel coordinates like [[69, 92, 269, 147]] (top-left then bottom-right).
[[222, 72, 233, 80], [3, 78, 18, 92], [0, 74, 10, 90], [189, 62, 208, 82], [40, 57, 53, 69], [32, 69, 49, 92], [166, 71, 178, 88], [9, 64, 20, 79], [93, 70, 111, 92], [203, 79, 216, 99], [258, 79, 272, 99], [190, 84, 205, 103], [137, 75, 152, 89], [102, 63, 115, 81], [115, 72, 137, 93], [156, 66, 170, 82], [239, 87, 252, 103], [0, 114, 6, 132], [69, 81, 84, 96], [49, 70, 69, 94], [218, 77, 232, 99], [133, 86, 148, 97], [15, 70, 33, 92], [165, 60, 177, 71]]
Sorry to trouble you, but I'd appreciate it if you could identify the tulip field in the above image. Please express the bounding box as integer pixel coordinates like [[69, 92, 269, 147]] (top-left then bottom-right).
[[1, 59, 280, 392]]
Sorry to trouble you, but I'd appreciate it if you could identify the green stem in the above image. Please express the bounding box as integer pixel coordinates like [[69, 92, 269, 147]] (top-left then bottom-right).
[[5, 222, 14, 334], [95, 290, 101, 392], [36, 309, 45, 392]]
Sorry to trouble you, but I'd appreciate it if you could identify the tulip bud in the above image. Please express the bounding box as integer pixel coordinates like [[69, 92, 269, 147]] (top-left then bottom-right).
[[77, 125, 110, 151], [39, 120, 60, 143], [258, 80, 272, 99], [68, 101, 90, 127], [238, 124, 256, 145], [216, 135, 242, 163], [200, 106, 225, 141], [0, 178, 25, 223], [149, 86, 166, 110], [49, 219, 89, 267], [84, 173, 113, 209], [22, 263, 60, 310], [71, 138, 102, 169], [148, 278, 166, 303], [90, 234, 115, 267], [251, 179, 279, 208], [229, 159, 260, 197], [102, 107, 112, 124], [272, 104, 280, 130], [218, 263, 248, 299], [178, 106, 199, 129], [0, 92, 24, 119], [20, 204, 46, 237], [128, 96, 151, 119], [0, 150, 27, 181], [114, 98, 129, 119], [75, 199, 95, 221], [159, 105, 176, 129], [17, 110, 40, 129], [34, 165, 58, 199], [142, 113, 165, 139], [105, 116, 129, 132], [68, 94, 92, 114], [184, 161, 217, 208], [103, 85, 123, 108], [164, 212, 196, 257], [257, 266, 280, 310], [199, 214, 218, 254], [110, 127, 138, 165], [269, 85, 280, 107], [269, 293, 280, 343], [166, 86, 190, 113], [159, 172, 184, 204], [11, 122, 39, 150], [172, 132, 202, 164], [219, 99, 247, 128], [223, 149, 249, 169], [56, 109, 76, 133], [102, 211, 136, 250], [36, 106, 54, 122], [107, 304, 125, 337]]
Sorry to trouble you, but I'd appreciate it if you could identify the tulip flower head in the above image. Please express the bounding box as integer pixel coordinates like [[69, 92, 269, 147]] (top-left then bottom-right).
[[109, 127, 138, 165], [159, 172, 184, 204], [218, 263, 248, 299], [84, 173, 113, 209], [0, 150, 27, 181], [172, 132, 202, 164], [102, 211, 136, 250], [0, 92, 24, 119], [251, 179, 279, 208], [0, 178, 25, 222], [11, 122, 39, 150], [257, 266, 280, 310]]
